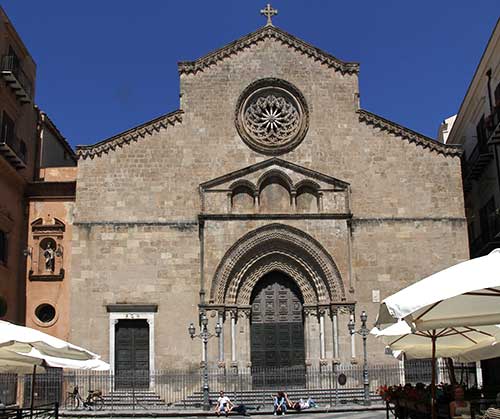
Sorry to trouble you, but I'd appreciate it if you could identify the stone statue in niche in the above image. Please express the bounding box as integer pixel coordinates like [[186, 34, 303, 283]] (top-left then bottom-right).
[[44, 242, 56, 272]]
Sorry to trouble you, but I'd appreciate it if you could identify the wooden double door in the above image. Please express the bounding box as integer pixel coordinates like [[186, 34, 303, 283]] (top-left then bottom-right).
[[115, 319, 150, 389], [250, 272, 306, 387]]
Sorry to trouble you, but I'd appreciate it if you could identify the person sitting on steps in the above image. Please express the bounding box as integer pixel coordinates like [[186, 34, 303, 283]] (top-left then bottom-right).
[[215, 391, 233, 417], [273, 391, 287, 415]]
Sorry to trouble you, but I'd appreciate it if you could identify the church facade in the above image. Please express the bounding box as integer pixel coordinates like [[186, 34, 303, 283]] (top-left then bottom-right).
[[70, 17, 468, 378]]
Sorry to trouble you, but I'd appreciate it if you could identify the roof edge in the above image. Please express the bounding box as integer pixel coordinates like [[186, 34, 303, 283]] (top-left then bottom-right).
[[76, 110, 183, 159], [178, 25, 359, 76], [358, 109, 462, 157], [40, 112, 77, 163]]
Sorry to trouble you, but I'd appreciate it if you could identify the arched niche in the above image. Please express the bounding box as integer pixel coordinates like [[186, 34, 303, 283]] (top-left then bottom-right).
[[258, 171, 292, 213], [231, 182, 255, 213], [296, 181, 320, 213]]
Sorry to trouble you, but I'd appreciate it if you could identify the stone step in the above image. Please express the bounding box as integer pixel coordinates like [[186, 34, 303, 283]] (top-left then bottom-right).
[[174, 388, 381, 408]]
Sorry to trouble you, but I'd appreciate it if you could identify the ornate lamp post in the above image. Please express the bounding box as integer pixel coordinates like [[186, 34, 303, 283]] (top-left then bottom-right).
[[188, 313, 222, 411], [348, 310, 371, 406]]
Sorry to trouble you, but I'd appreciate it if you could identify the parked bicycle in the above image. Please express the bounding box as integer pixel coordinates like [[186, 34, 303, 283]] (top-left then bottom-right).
[[64, 385, 104, 410]]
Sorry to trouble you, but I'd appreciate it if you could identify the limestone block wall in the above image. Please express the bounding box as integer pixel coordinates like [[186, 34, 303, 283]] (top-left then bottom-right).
[[70, 223, 202, 369], [71, 31, 468, 369]]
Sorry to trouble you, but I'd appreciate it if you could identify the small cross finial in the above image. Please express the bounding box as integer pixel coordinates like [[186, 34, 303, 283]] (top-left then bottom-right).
[[260, 3, 278, 26]]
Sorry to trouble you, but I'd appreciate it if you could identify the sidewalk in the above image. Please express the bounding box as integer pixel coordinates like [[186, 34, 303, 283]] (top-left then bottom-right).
[[60, 403, 387, 417]]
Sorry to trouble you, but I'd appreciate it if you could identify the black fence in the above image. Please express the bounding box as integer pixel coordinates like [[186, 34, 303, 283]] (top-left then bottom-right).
[[0, 361, 477, 411]]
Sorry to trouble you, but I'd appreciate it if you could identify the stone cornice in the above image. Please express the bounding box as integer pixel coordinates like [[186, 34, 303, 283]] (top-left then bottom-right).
[[178, 25, 359, 76], [76, 110, 183, 159], [358, 109, 462, 157]]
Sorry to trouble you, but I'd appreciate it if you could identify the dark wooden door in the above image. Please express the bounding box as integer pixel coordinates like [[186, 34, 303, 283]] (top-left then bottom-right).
[[250, 272, 305, 387], [115, 319, 149, 389]]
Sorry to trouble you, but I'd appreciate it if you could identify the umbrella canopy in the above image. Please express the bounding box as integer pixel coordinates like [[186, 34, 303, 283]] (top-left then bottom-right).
[[376, 249, 500, 331], [371, 321, 500, 361], [0, 320, 109, 372]]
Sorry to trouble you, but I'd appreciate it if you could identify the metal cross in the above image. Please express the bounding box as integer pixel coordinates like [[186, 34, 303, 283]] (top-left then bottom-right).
[[260, 3, 278, 26]]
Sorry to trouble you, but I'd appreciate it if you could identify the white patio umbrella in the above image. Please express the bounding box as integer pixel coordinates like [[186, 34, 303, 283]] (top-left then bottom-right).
[[374, 249, 500, 419], [0, 320, 109, 410], [376, 249, 500, 331], [0, 320, 101, 362], [371, 321, 500, 361]]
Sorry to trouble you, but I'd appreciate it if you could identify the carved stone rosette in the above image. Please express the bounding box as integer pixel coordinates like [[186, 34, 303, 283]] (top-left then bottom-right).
[[235, 78, 309, 155]]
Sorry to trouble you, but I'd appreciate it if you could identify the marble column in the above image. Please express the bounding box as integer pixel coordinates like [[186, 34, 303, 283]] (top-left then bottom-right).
[[332, 308, 339, 360], [218, 311, 225, 363], [350, 314, 356, 359], [230, 310, 237, 364], [319, 309, 326, 359]]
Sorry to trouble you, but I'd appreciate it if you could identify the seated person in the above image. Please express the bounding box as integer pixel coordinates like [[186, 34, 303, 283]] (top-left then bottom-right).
[[449, 386, 471, 418], [273, 391, 287, 415], [215, 391, 233, 417], [289, 397, 316, 411]]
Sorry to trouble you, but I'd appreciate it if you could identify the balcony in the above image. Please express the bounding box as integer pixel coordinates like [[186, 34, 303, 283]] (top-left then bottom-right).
[[0, 134, 27, 169], [462, 142, 493, 191], [486, 105, 500, 145], [470, 212, 500, 258], [0, 55, 33, 104]]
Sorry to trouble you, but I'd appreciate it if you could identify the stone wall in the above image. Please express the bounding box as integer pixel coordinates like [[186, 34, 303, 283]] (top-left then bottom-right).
[[71, 31, 468, 369]]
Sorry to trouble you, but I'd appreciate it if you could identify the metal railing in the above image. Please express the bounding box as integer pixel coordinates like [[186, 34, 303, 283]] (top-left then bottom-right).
[[0, 403, 59, 419], [0, 362, 477, 411], [1, 55, 33, 98]]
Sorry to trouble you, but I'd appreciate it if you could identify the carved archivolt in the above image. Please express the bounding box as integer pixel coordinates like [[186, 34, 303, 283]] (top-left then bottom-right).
[[210, 224, 346, 306], [236, 79, 309, 155]]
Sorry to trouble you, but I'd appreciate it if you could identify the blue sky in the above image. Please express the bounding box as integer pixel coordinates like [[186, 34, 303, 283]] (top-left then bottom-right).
[[2, 1, 498, 148]]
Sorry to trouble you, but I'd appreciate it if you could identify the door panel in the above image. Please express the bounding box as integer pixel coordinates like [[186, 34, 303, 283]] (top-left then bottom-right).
[[115, 319, 150, 389], [250, 272, 305, 387]]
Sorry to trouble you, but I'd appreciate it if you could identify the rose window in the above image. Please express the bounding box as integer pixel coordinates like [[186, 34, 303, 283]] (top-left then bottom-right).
[[244, 95, 300, 146], [236, 79, 309, 155]]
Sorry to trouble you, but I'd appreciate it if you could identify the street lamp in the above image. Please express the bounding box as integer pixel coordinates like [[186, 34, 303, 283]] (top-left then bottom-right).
[[188, 312, 221, 411], [348, 310, 371, 406]]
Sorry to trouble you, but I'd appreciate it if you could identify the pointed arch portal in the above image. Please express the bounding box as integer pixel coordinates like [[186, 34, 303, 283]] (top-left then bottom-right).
[[209, 224, 349, 376]]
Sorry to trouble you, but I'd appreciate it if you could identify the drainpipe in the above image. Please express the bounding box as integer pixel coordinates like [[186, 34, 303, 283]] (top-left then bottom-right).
[[486, 69, 493, 113]]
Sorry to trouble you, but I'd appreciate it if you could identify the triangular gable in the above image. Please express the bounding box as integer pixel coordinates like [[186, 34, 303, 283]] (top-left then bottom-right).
[[178, 25, 359, 76], [76, 110, 183, 159], [200, 157, 349, 191]]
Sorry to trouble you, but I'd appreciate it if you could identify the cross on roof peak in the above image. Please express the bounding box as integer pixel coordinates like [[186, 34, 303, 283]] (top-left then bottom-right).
[[260, 3, 278, 26]]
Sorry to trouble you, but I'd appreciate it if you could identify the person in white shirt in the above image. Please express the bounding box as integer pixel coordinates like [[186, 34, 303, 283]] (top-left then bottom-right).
[[215, 391, 233, 416]]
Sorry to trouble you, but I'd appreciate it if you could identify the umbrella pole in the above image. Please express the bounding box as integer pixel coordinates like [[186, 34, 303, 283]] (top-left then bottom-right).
[[431, 332, 437, 419], [30, 365, 37, 419]]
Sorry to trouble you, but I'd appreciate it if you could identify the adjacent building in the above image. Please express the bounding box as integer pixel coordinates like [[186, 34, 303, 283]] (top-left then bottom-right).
[[0, 6, 38, 324], [444, 17, 500, 392], [0, 7, 76, 333]]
